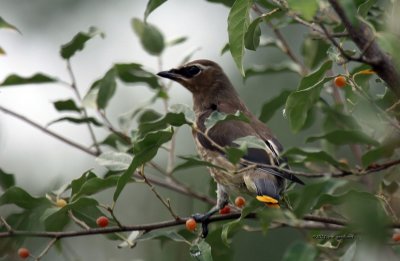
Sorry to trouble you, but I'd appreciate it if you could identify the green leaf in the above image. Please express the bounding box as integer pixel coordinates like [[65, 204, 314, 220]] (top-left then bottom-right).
[[0, 186, 51, 209], [283, 147, 348, 169], [169, 104, 196, 123], [173, 156, 225, 172], [322, 105, 361, 131], [288, 179, 347, 217], [53, 99, 81, 113], [0, 169, 15, 190], [60, 27, 103, 59], [167, 36, 188, 47], [189, 239, 213, 261], [0, 73, 56, 86], [259, 90, 291, 122], [297, 60, 332, 91], [0, 17, 20, 33], [113, 128, 174, 201], [96, 152, 133, 171], [44, 197, 100, 231], [0, 46, 5, 55], [244, 17, 262, 51], [97, 68, 117, 109], [283, 242, 317, 261], [358, 0, 377, 18], [71, 175, 121, 200], [144, 0, 167, 21], [221, 43, 230, 55], [228, 0, 252, 76], [71, 170, 97, 197], [114, 63, 161, 89], [306, 130, 379, 146], [245, 61, 302, 79], [301, 37, 330, 69], [206, 0, 235, 7], [204, 110, 249, 130], [287, 0, 318, 20], [225, 145, 247, 165], [132, 18, 165, 56], [138, 110, 192, 137], [361, 146, 395, 167], [47, 116, 103, 127], [284, 61, 332, 132]]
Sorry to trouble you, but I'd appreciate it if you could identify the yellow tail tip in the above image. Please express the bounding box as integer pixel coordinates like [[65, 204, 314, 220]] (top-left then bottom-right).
[[266, 203, 280, 209], [256, 195, 278, 204]]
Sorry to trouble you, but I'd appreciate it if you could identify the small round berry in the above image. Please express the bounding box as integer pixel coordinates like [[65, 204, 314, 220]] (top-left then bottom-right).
[[235, 196, 246, 208], [56, 199, 67, 208], [18, 247, 30, 259], [96, 216, 109, 227], [185, 218, 197, 231], [334, 76, 347, 88], [219, 206, 230, 215], [393, 233, 400, 242]]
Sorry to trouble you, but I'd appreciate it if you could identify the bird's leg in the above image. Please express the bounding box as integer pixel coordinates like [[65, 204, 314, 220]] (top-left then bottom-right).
[[192, 184, 229, 237]]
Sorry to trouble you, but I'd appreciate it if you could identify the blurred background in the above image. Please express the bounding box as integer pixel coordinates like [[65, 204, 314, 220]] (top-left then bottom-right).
[[0, 0, 307, 260]]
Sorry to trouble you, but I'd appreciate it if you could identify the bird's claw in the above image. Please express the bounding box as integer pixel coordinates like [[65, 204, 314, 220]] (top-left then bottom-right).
[[191, 213, 213, 238]]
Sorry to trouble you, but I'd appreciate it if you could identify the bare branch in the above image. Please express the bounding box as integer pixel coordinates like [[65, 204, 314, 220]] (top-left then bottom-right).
[[0, 105, 99, 157], [0, 213, 399, 240], [35, 238, 58, 261]]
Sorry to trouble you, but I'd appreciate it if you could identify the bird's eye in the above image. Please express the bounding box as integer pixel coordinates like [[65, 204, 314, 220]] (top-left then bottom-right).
[[184, 66, 201, 77]]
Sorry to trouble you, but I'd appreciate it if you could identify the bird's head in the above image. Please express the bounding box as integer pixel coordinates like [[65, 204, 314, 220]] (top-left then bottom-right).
[[157, 59, 231, 94]]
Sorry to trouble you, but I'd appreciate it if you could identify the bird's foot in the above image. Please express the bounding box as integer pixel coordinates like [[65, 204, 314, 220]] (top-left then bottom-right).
[[191, 210, 218, 238]]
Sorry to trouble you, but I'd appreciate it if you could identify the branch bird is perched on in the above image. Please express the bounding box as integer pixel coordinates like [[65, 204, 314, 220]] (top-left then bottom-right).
[[157, 59, 303, 235]]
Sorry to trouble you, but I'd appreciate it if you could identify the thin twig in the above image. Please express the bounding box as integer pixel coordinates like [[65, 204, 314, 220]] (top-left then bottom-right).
[[35, 238, 57, 261], [66, 60, 101, 154], [0, 216, 12, 232], [98, 110, 132, 144], [139, 165, 181, 220], [0, 105, 99, 156], [68, 210, 90, 230], [252, 4, 308, 75], [134, 172, 217, 205]]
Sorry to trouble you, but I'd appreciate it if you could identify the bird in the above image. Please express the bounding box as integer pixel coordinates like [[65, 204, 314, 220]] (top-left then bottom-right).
[[157, 59, 303, 235]]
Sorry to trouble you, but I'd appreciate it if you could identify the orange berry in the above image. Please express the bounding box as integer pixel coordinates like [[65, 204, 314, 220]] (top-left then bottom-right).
[[18, 248, 30, 259], [185, 218, 197, 231], [219, 206, 231, 215], [56, 199, 67, 208], [235, 196, 246, 208], [393, 233, 400, 242], [334, 76, 347, 88], [96, 216, 109, 227]]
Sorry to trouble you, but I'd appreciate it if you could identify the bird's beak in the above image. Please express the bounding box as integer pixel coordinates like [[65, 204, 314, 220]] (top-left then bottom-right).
[[157, 69, 180, 80]]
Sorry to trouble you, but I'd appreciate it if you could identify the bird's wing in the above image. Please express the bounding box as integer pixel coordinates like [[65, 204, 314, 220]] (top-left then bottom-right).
[[195, 105, 304, 186]]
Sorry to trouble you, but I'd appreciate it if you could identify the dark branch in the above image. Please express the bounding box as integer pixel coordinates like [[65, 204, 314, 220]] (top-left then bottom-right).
[[1, 213, 399, 240], [0, 105, 99, 157], [328, 0, 400, 98]]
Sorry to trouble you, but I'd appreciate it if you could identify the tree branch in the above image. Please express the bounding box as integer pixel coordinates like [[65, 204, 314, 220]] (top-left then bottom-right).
[[328, 0, 400, 98], [1, 213, 399, 240], [0, 105, 99, 157]]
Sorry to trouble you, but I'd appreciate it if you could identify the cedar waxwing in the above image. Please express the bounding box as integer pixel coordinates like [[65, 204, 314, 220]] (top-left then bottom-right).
[[157, 59, 303, 235]]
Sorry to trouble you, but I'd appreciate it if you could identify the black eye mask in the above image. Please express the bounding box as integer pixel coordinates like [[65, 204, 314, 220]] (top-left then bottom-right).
[[178, 65, 201, 78]]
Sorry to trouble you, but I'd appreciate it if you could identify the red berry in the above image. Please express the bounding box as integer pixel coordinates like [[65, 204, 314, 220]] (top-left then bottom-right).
[[219, 206, 230, 215], [18, 248, 30, 259], [185, 218, 197, 231], [235, 196, 246, 208], [393, 233, 400, 242], [96, 216, 109, 227], [334, 76, 347, 88]]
